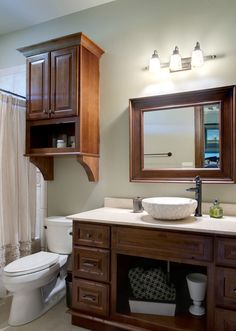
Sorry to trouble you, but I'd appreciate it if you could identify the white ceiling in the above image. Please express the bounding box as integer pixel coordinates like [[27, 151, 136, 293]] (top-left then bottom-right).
[[0, 0, 115, 35]]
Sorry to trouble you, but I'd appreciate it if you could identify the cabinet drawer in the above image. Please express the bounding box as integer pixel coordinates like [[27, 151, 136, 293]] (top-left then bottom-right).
[[216, 267, 236, 310], [73, 222, 110, 248], [72, 279, 109, 317], [73, 246, 110, 282], [112, 227, 213, 262], [216, 237, 236, 267], [215, 308, 236, 330]]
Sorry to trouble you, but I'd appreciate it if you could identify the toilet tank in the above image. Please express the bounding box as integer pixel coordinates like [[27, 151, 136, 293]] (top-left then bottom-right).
[[45, 216, 72, 254]]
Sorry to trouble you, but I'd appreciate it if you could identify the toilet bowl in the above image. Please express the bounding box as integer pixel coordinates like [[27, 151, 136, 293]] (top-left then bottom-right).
[[3, 216, 72, 326]]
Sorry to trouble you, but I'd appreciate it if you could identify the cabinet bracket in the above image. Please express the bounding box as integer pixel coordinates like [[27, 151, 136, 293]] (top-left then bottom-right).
[[77, 156, 99, 182], [29, 156, 54, 180]]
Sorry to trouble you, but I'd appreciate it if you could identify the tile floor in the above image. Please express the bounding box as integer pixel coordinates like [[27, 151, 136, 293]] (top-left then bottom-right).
[[0, 297, 88, 331]]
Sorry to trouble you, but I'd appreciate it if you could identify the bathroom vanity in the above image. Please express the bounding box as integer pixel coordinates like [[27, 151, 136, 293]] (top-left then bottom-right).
[[68, 201, 236, 331]]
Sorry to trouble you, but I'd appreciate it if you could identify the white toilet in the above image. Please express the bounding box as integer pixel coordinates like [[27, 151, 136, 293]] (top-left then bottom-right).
[[3, 216, 72, 326]]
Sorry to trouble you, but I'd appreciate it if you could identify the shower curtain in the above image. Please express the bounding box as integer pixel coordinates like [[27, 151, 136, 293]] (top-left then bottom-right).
[[0, 92, 36, 277]]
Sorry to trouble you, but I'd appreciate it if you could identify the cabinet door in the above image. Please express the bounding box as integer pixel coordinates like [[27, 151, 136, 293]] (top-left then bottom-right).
[[216, 267, 236, 310], [215, 308, 236, 330], [216, 237, 236, 268], [26, 53, 50, 120], [50, 47, 77, 118]]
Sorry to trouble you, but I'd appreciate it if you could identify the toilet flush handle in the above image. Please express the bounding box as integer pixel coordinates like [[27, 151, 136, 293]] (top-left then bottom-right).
[[68, 227, 73, 236]]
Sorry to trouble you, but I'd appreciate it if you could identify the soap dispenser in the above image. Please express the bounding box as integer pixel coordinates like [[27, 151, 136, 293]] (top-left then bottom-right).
[[209, 199, 223, 218]]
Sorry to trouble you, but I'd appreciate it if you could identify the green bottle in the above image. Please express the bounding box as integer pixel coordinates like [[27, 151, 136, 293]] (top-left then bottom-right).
[[209, 199, 223, 218]]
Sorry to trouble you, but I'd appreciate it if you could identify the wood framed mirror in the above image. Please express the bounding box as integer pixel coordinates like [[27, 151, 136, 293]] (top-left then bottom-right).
[[129, 86, 236, 183]]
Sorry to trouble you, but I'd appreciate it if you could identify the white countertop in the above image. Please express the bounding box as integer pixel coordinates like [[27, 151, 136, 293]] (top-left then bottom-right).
[[67, 206, 236, 236]]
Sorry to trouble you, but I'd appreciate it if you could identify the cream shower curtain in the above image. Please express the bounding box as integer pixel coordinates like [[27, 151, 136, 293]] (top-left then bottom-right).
[[0, 92, 36, 272]]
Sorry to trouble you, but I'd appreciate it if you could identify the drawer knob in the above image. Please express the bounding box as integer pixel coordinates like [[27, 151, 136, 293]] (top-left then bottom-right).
[[83, 261, 96, 268], [82, 294, 96, 302], [86, 233, 92, 239], [233, 288, 236, 293]]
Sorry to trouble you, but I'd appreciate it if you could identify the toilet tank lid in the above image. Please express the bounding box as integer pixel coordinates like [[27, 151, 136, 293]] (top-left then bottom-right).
[[4, 251, 59, 276], [45, 216, 72, 226]]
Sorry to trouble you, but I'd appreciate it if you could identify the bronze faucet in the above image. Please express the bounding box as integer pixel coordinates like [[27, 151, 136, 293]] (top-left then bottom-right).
[[186, 176, 202, 217]]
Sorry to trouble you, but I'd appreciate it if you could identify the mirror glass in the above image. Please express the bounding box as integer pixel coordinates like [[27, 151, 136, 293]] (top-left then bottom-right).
[[143, 103, 220, 169]]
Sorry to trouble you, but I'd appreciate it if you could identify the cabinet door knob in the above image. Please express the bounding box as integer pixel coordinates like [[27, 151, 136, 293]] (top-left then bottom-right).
[[233, 288, 236, 293], [43, 109, 47, 114], [86, 233, 92, 239]]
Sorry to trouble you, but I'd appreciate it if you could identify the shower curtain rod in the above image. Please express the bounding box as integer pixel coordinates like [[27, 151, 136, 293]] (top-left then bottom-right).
[[0, 88, 26, 100]]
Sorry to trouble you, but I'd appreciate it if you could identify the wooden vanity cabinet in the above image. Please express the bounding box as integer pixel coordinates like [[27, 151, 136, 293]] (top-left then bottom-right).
[[215, 237, 236, 330], [71, 223, 222, 331], [18, 33, 104, 181]]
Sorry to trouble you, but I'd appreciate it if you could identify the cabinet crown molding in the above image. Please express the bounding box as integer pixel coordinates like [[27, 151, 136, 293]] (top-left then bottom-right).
[[18, 32, 104, 58]]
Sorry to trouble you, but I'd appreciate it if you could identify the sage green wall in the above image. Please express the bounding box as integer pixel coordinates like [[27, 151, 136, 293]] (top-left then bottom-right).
[[0, 0, 236, 215]]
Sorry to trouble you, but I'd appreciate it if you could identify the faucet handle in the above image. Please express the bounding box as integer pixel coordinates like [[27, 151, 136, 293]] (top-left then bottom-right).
[[195, 175, 202, 183], [133, 197, 143, 213]]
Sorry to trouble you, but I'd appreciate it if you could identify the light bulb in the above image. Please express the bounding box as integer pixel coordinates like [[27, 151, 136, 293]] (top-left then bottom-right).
[[169, 46, 182, 71], [191, 42, 204, 67], [149, 50, 161, 73]]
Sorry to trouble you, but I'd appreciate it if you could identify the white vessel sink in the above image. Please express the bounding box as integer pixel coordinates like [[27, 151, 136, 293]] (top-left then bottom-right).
[[142, 197, 197, 220]]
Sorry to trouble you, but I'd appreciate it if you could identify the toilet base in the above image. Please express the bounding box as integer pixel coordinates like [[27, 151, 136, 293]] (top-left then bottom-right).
[[8, 275, 66, 326]]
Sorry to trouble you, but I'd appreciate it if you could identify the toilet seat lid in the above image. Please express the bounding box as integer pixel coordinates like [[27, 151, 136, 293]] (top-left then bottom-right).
[[4, 251, 59, 276]]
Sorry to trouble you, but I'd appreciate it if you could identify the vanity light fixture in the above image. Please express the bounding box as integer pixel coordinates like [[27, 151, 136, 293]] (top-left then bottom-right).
[[191, 42, 204, 68], [148, 42, 216, 73], [149, 50, 161, 73], [169, 46, 182, 72]]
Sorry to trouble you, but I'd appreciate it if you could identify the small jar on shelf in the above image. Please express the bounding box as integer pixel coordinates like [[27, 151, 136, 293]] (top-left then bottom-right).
[[57, 140, 66, 148]]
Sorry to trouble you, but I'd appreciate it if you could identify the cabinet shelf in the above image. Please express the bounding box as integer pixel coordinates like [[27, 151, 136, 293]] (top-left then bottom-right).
[[27, 148, 75, 155], [115, 312, 206, 331], [26, 148, 78, 156]]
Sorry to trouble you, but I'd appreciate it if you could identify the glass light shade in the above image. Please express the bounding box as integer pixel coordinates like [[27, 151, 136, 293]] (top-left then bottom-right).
[[169, 46, 182, 71], [191, 42, 204, 67], [149, 50, 161, 73]]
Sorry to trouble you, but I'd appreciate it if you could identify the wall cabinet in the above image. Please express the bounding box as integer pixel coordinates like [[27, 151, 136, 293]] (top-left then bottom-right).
[[19, 33, 104, 181], [71, 222, 236, 331]]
